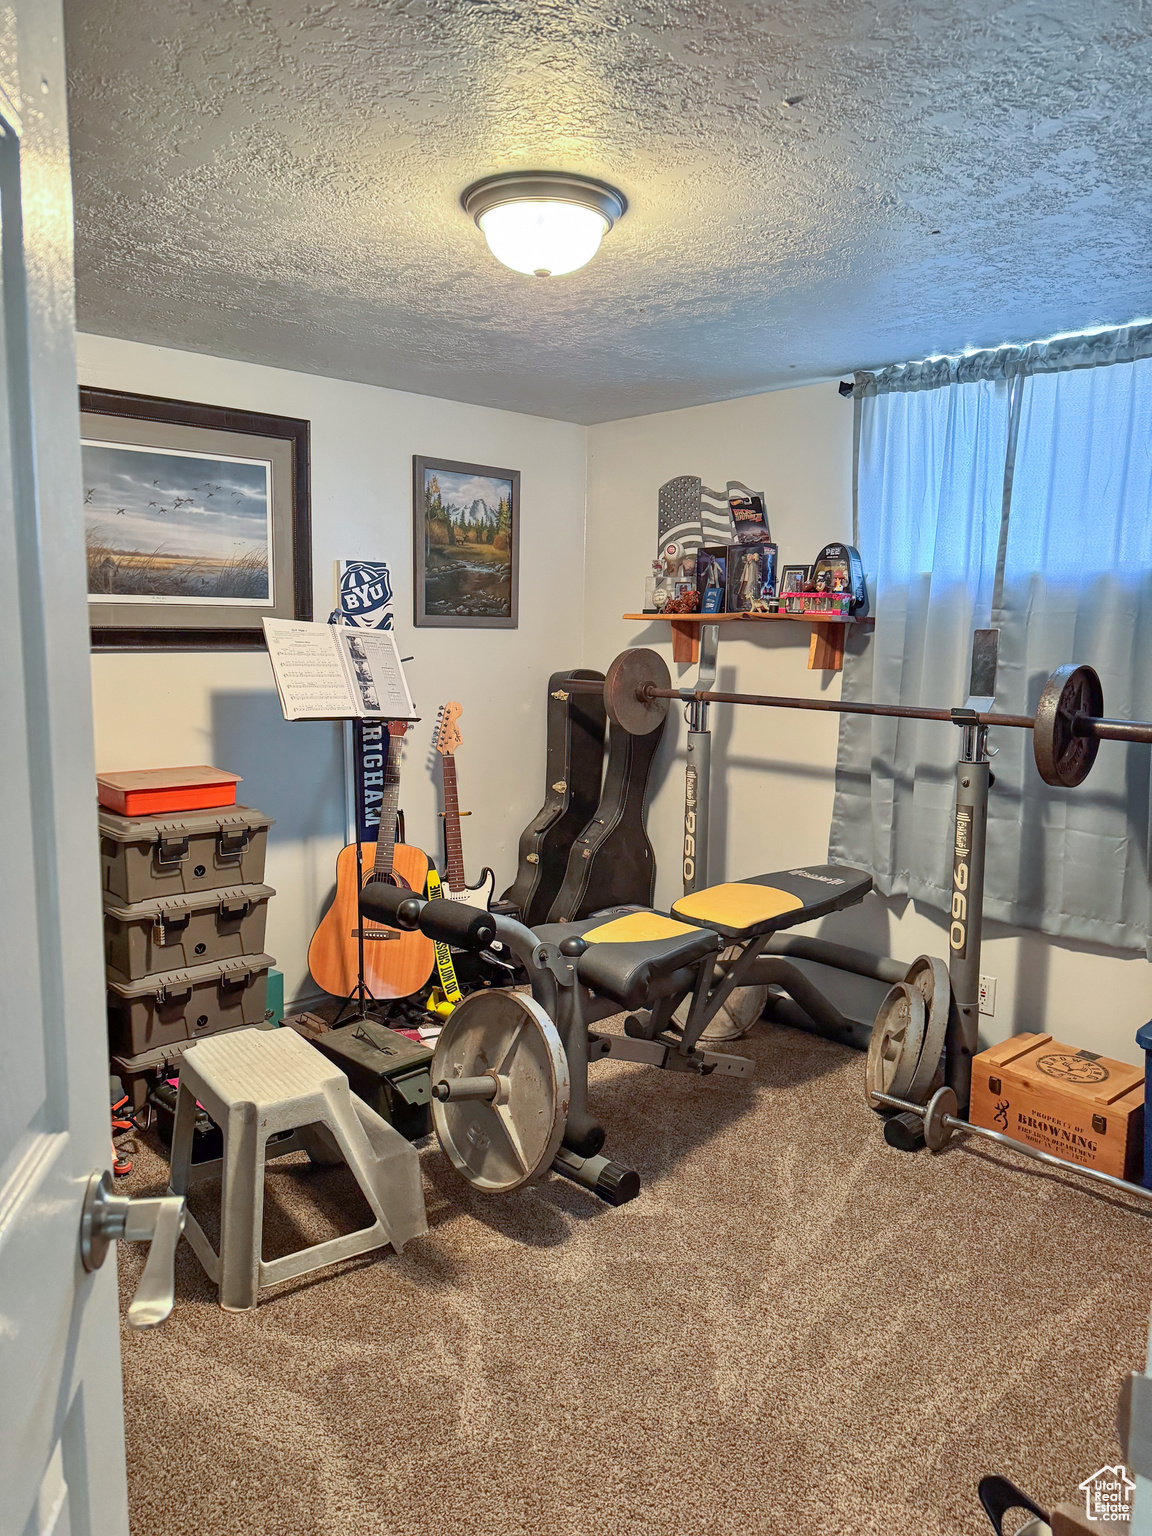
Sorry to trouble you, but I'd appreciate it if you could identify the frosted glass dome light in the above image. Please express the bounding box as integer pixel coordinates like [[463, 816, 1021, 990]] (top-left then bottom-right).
[[462, 172, 627, 279], [479, 201, 608, 277]]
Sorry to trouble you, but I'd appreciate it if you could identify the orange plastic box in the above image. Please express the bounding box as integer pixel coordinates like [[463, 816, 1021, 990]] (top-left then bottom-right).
[[96, 766, 240, 817]]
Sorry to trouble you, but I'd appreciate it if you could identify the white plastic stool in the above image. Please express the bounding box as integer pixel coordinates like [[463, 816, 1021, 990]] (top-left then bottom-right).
[[168, 1026, 426, 1310]]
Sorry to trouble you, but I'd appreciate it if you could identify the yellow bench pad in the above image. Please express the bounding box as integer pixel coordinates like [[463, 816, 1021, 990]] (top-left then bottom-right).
[[583, 912, 703, 944], [673, 883, 803, 929]]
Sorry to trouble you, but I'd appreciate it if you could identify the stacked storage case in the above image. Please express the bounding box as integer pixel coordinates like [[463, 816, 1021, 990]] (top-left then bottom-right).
[[100, 803, 276, 1104]]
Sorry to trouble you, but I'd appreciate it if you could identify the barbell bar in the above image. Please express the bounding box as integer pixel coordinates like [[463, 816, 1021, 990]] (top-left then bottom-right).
[[874, 1086, 1152, 1205], [571, 648, 1142, 788]]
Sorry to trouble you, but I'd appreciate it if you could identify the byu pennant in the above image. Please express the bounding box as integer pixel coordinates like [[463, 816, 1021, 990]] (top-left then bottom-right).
[[328, 559, 395, 630]]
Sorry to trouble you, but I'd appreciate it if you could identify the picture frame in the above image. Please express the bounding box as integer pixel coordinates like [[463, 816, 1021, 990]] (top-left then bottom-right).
[[779, 564, 811, 596], [81, 388, 311, 650], [413, 455, 519, 628]]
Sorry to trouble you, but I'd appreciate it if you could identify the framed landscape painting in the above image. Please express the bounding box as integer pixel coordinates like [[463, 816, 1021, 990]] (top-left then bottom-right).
[[413, 455, 519, 628], [81, 388, 311, 649]]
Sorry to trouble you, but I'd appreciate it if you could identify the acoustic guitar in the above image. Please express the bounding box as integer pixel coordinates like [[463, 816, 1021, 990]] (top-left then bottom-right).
[[430, 702, 495, 912], [308, 720, 435, 1000]]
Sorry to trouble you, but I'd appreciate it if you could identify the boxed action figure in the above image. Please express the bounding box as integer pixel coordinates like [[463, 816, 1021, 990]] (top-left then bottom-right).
[[695, 547, 728, 613], [725, 542, 778, 612]]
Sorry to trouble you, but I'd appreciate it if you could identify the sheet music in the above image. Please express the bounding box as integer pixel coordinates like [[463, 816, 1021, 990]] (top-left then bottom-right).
[[262, 618, 417, 721], [334, 626, 417, 720], [260, 619, 357, 719]]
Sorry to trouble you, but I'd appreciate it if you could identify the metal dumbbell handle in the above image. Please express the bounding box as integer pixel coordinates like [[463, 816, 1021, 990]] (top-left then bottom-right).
[[80, 1170, 186, 1329], [431, 1074, 499, 1103], [874, 1089, 1152, 1205]]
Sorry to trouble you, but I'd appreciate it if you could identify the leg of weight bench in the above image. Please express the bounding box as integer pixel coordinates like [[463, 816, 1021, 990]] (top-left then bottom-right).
[[675, 952, 718, 1054], [556, 983, 605, 1158], [624, 993, 679, 1042]]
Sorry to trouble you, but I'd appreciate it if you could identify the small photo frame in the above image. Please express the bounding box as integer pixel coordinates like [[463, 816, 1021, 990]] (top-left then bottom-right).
[[725, 541, 778, 612], [779, 564, 810, 596], [695, 546, 728, 614]]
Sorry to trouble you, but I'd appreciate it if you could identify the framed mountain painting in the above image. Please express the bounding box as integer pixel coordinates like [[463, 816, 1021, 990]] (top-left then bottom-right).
[[413, 455, 519, 628]]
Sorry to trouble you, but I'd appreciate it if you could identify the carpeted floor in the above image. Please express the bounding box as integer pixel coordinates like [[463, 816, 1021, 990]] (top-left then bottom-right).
[[116, 1021, 1152, 1536]]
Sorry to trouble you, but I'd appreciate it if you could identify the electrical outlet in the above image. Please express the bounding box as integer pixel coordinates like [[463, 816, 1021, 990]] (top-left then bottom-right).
[[979, 974, 997, 1017]]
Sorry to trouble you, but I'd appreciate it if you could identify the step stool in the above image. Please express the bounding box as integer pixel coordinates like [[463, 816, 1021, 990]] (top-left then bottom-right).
[[168, 1026, 427, 1310]]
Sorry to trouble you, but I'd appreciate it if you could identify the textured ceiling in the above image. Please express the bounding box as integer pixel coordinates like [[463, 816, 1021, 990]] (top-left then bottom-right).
[[64, 1, 1152, 424]]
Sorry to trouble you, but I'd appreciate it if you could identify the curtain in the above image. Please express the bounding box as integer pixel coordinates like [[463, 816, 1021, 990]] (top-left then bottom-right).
[[829, 328, 1152, 953]]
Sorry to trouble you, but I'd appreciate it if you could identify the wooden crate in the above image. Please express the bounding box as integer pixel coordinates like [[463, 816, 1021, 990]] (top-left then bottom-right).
[[970, 1032, 1144, 1180]]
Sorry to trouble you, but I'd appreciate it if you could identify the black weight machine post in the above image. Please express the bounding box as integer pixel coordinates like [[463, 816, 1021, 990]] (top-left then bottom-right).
[[886, 629, 999, 1150]]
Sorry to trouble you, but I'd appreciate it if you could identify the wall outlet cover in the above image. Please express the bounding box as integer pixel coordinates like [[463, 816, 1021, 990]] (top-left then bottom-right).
[[979, 974, 996, 1017]]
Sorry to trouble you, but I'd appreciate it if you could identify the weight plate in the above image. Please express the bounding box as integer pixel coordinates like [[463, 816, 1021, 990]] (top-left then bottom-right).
[[674, 947, 769, 1042], [864, 981, 926, 1110], [604, 647, 671, 735], [902, 955, 951, 1106], [431, 990, 570, 1194], [923, 1085, 958, 1152], [1033, 663, 1104, 787]]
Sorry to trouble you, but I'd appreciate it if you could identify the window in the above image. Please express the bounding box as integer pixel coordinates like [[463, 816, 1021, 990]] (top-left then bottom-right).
[[830, 326, 1152, 953]]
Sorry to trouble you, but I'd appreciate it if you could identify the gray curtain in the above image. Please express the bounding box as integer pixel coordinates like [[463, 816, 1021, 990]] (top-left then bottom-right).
[[829, 324, 1152, 954]]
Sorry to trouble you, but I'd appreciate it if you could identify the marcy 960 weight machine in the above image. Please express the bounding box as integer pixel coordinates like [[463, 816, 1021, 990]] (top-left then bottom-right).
[[367, 629, 1144, 1207], [566, 629, 1138, 1159]]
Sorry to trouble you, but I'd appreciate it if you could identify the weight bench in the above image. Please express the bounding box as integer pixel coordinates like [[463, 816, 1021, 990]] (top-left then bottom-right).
[[539, 862, 873, 1078], [362, 863, 870, 1206]]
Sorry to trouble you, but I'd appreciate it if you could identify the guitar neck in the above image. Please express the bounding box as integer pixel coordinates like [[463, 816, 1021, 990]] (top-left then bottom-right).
[[441, 754, 467, 891], [373, 733, 403, 877]]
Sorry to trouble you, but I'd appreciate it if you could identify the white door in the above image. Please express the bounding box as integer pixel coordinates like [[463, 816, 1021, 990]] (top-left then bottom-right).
[[0, 4, 131, 1533]]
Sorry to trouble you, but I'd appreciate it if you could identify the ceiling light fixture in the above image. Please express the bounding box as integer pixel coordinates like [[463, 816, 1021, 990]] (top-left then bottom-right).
[[461, 171, 627, 278]]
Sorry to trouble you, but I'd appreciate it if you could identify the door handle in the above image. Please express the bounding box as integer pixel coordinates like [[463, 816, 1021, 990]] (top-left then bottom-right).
[[80, 1170, 186, 1329]]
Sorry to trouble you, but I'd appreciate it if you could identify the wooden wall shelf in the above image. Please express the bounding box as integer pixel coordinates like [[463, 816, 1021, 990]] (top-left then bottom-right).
[[622, 611, 872, 670]]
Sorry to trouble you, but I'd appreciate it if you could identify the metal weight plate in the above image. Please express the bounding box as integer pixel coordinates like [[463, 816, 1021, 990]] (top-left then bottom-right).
[[922, 1086, 958, 1152], [432, 990, 570, 1194], [864, 981, 927, 1110], [673, 946, 769, 1042], [902, 955, 951, 1105], [1033, 663, 1104, 787], [604, 648, 671, 735]]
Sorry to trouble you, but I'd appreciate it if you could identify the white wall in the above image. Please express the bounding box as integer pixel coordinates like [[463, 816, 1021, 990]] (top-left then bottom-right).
[[81, 335, 588, 1007], [585, 384, 1152, 1065], [83, 338, 1151, 1063]]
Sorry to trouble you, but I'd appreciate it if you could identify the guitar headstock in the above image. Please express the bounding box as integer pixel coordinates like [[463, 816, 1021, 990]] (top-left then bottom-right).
[[387, 719, 410, 739], [433, 701, 463, 756]]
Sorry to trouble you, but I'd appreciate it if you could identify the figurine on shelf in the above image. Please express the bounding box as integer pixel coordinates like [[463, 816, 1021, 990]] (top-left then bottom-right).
[[661, 540, 697, 587], [809, 542, 868, 615], [665, 587, 702, 615], [696, 546, 727, 614], [645, 558, 670, 613], [737, 549, 761, 608], [725, 540, 777, 614]]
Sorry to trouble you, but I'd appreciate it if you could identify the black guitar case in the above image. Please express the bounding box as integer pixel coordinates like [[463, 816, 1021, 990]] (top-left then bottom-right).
[[500, 668, 608, 928], [547, 716, 666, 922]]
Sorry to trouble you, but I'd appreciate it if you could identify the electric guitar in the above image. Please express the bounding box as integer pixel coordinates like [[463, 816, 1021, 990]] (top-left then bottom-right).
[[308, 721, 435, 1000], [430, 702, 495, 911]]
